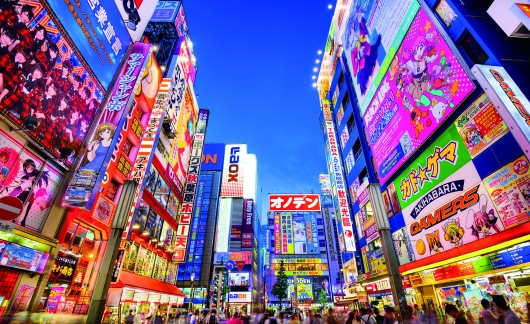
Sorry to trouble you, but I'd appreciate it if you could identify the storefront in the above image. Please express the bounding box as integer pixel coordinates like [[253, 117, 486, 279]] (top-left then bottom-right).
[[363, 279, 395, 313]]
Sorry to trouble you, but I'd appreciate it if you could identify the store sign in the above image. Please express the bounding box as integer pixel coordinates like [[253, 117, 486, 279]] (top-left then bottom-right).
[[365, 279, 391, 294], [319, 174, 332, 196], [274, 214, 281, 254], [174, 5, 198, 83], [242, 199, 254, 248], [231, 226, 242, 241], [166, 59, 186, 134], [357, 187, 370, 208], [121, 290, 135, 302], [288, 277, 314, 301], [342, 0, 420, 116], [273, 258, 323, 264], [214, 251, 252, 265], [473, 65, 530, 160], [433, 265, 460, 281], [454, 93, 509, 157], [280, 213, 294, 254], [125, 79, 172, 239], [489, 251, 515, 269], [229, 292, 251, 303], [201, 144, 225, 171], [322, 99, 332, 121], [133, 292, 149, 302], [325, 120, 356, 251], [151, 1, 181, 22], [269, 194, 322, 212], [282, 271, 325, 276], [0, 243, 48, 273], [364, 8, 475, 184], [220, 145, 246, 197], [111, 249, 125, 283], [47, 0, 131, 89], [63, 43, 151, 210], [11, 285, 34, 313], [46, 287, 65, 312], [483, 156, 530, 228], [49, 251, 79, 283], [173, 109, 210, 262], [394, 125, 472, 211], [323, 207, 337, 261], [403, 161, 500, 261]]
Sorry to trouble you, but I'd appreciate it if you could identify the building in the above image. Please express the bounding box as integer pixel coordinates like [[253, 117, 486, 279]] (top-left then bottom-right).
[[317, 0, 530, 320]]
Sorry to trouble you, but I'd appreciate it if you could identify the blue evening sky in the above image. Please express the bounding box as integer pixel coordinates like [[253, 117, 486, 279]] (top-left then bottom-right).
[[185, 1, 333, 222]]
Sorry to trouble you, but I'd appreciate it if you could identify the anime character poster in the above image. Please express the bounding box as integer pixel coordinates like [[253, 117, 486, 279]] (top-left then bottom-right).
[[392, 227, 415, 265], [454, 93, 509, 157], [403, 162, 502, 261], [342, 0, 420, 116], [363, 8, 475, 184], [483, 156, 530, 228], [0, 1, 105, 163], [0, 131, 61, 232], [292, 214, 307, 254]]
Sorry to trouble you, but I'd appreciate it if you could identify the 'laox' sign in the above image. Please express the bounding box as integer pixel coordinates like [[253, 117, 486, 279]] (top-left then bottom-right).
[[269, 194, 322, 211], [220, 145, 247, 197]]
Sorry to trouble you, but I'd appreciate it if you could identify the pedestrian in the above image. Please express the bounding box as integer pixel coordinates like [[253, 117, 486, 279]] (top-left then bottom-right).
[[373, 309, 384, 324], [346, 311, 356, 324], [192, 311, 200, 324], [168, 314, 177, 324], [229, 312, 243, 324], [455, 300, 474, 323], [403, 306, 421, 324], [444, 305, 468, 324], [478, 299, 497, 324], [206, 310, 221, 324], [359, 308, 375, 324], [492, 295, 521, 324], [413, 305, 424, 321], [303, 310, 313, 324], [314, 313, 324, 324], [382, 307, 397, 324], [265, 311, 278, 324], [288, 313, 301, 324], [125, 310, 136, 324], [327, 309, 338, 324]]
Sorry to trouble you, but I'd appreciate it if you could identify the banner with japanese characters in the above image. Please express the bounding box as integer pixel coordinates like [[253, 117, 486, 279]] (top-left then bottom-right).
[[173, 109, 209, 262], [274, 214, 281, 254], [483, 156, 530, 229], [269, 194, 322, 212], [392, 124, 472, 211], [49, 251, 79, 283], [325, 120, 356, 252], [241, 199, 254, 248], [280, 213, 294, 254]]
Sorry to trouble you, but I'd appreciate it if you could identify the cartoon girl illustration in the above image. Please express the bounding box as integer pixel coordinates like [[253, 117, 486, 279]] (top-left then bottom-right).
[[176, 116, 195, 184], [403, 95, 430, 139], [5, 159, 40, 203], [462, 125, 485, 149], [394, 231, 404, 258], [0, 151, 11, 180], [466, 194, 502, 240], [79, 123, 116, 171], [426, 230, 444, 254], [442, 219, 465, 247], [512, 192, 525, 214], [343, 3, 381, 96]]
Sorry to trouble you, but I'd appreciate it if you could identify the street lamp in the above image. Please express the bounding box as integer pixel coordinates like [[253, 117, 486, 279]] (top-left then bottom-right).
[[188, 272, 196, 313]]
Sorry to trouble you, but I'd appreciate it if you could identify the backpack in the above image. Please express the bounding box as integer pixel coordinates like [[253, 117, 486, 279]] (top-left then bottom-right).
[[125, 314, 135, 324], [208, 315, 219, 324], [269, 318, 278, 324]]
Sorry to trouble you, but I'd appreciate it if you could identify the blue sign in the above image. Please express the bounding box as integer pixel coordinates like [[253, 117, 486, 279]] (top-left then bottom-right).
[[150, 1, 182, 22], [201, 144, 225, 171], [225, 260, 235, 271], [47, 0, 132, 89], [508, 245, 530, 265], [489, 251, 515, 270]]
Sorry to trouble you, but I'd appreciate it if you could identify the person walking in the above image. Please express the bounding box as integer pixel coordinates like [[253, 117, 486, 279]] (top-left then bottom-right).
[[382, 307, 397, 324], [403, 306, 421, 324], [125, 310, 135, 324], [444, 305, 468, 324], [205, 310, 221, 324], [359, 308, 375, 324], [373, 309, 384, 324], [303, 311, 313, 324], [477, 299, 497, 324], [492, 295, 521, 324], [288, 313, 301, 324], [326, 309, 338, 324]]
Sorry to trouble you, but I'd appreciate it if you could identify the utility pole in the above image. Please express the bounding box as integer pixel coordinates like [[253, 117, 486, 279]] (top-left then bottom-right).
[[368, 184, 407, 318], [293, 274, 298, 312], [86, 181, 137, 324]]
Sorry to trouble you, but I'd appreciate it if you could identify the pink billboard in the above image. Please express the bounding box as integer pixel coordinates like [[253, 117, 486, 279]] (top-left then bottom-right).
[[363, 8, 475, 183], [274, 214, 281, 254]]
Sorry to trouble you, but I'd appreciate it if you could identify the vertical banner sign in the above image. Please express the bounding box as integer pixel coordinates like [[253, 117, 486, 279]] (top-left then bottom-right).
[[322, 99, 332, 121], [325, 120, 356, 251], [166, 60, 187, 134], [323, 207, 337, 261], [174, 109, 210, 262], [124, 79, 172, 239], [281, 213, 294, 254], [220, 145, 247, 197], [242, 200, 254, 248], [274, 214, 281, 254], [63, 43, 152, 210], [305, 213, 319, 254]]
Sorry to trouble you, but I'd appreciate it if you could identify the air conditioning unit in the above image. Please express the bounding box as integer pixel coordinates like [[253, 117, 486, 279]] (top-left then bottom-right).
[[488, 0, 530, 38]]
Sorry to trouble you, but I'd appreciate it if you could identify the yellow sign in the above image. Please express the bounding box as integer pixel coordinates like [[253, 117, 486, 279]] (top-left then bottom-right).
[[279, 271, 324, 276], [273, 258, 322, 264]]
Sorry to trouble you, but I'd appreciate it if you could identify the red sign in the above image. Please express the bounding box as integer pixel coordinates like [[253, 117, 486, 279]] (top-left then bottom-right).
[[516, 3, 530, 18], [268, 194, 322, 211], [433, 265, 461, 281], [0, 196, 23, 221], [236, 261, 245, 271], [457, 262, 476, 276]]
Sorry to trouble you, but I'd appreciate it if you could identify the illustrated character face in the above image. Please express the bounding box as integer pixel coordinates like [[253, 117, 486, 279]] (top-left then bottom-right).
[[50, 49, 58, 59], [99, 128, 112, 140], [15, 52, 27, 63], [35, 29, 45, 40], [20, 11, 30, 23], [0, 153, 9, 164], [1, 33, 14, 46], [47, 84, 56, 97], [414, 43, 426, 60], [474, 213, 491, 234], [71, 111, 80, 120], [24, 162, 35, 174], [32, 68, 43, 80]]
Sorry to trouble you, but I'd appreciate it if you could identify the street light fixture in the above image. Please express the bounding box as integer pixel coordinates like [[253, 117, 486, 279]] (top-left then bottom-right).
[[188, 272, 196, 314]]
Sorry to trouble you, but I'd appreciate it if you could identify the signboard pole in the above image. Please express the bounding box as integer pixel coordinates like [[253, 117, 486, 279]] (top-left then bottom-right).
[[368, 184, 407, 318], [86, 181, 137, 324], [293, 274, 298, 311]]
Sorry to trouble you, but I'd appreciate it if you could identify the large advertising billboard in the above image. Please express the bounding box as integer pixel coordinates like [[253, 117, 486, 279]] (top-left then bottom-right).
[[269, 194, 322, 212], [242, 199, 254, 248], [288, 277, 313, 301], [392, 227, 416, 265], [0, 1, 106, 162], [220, 144, 246, 197], [363, 7, 475, 184], [47, 0, 131, 89], [280, 213, 294, 254], [114, 0, 159, 42], [342, 0, 420, 116], [274, 214, 281, 254], [325, 120, 356, 252], [319, 174, 332, 196], [63, 43, 152, 210], [201, 143, 225, 171]]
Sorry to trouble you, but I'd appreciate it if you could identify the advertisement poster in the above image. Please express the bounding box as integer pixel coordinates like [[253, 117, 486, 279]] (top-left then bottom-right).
[[342, 0, 421, 116], [403, 162, 502, 261], [11, 285, 34, 313], [319, 174, 332, 196], [288, 277, 313, 301], [293, 214, 307, 254], [454, 93, 509, 157], [393, 124, 472, 211], [387, 183, 401, 214], [114, 0, 159, 42], [231, 226, 242, 241], [381, 190, 393, 217], [483, 156, 530, 228], [229, 273, 249, 286], [281, 213, 294, 254], [392, 227, 416, 265], [0, 131, 62, 232], [305, 213, 320, 254], [368, 247, 387, 277], [0, 243, 46, 273], [46, 287, 65, 313], [220, 144, 246, 197], [364, 8, 475, 184], [436, 0, 458, 27], [274, 214, 281, 254], [312, 276, 332, 300], [0, 2, 105, 162], [49, 251, 79, 283]]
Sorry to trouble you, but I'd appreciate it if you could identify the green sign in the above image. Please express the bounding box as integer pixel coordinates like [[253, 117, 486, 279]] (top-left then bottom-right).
[[392, 124, 472, 210], [472, 256, 493, 274]]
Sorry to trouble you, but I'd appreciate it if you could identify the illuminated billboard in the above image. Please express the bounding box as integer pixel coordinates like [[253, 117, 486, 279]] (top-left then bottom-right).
[[342, 0, 420, 116], [150, 1, 181, 22], [114, 0, 159, 42], [229, 272, 250, 287], [325, 120, 356, 252], [242, 199, 254, 248], [288, 277, 313, 301], [269, 194, 322, 212], [47, 0, 131, 89], [364, 7, 475, 184], [201, 144, 225, 171], [274, 214, 281, 254], [319, 174, 332, 196], [63, 43, 152, 210], [220, 144, 247, 197], [0, 1, 106, 162], [280, 213, 294, 254]]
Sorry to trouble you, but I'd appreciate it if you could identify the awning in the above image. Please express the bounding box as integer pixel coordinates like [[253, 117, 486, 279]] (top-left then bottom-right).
[[111, 270, 185, 297]]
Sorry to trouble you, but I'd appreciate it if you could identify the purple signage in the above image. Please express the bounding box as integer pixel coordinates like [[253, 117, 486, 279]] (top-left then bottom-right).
[[242, 199, 254, 248], [63, 42, 152, 210], [363, 8, 475, 183], [46, 287, 65, 313]]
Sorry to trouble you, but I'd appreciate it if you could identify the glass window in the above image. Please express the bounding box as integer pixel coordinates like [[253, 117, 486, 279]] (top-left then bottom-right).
[[345, 150, 355, 174], [198, 233, 205, 240], [336, 104, 344, 126], [318, 229, 325, 237], [196, 240, 204, 247], [459, 30, 489, 64], [319, 241, 326, 248], [317, 219, 323, 226]]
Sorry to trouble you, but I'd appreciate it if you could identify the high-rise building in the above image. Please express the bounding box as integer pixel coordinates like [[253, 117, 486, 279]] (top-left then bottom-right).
[[317, 0, 530, 319]]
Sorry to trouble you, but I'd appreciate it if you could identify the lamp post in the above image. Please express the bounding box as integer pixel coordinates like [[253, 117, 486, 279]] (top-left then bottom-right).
[[188, 272, 195, 314]]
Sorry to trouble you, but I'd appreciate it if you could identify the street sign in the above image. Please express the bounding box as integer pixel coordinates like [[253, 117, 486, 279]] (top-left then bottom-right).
[[225, 260, 235, 271], [210, 280, 215, 285], [0, 196, 23, 221], [236, 261, 245, 271]]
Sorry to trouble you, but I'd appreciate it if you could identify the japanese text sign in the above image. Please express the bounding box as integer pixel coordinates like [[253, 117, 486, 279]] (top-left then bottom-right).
[[281, 213, 294, 254], [242, 199, 254, 248], [47, 0, 132, 89], [269, 194, 322, 212], [49, 251, 79, 283], [364, 8, 475, 184], [274, 214, 281, 254], [220, 145, 246, 197], [325, 120, 356, 252]]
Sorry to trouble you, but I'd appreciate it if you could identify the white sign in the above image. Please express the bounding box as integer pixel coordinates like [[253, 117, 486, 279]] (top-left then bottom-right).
[[229, 292, 252, 303], [473, 65, 530, 160], [220, 145, 247, 197], [325, 120, 356, 252], [0, 220, 15, 233]]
